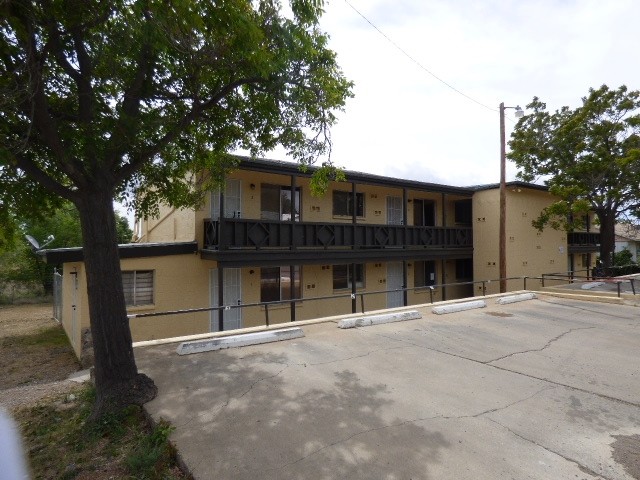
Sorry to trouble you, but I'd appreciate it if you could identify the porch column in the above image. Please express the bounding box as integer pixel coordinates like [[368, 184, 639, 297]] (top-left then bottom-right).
[[290, 264, 296, 322], [351, 262, 357, 313], [441, 194, 447, 300], [217, 266, 224, 331], [441, 259, 447, 301], [403, 260, 408, 306], [290, 174, 297, 250], [352, 181, 357, 250], [218, 188, 225, 250]]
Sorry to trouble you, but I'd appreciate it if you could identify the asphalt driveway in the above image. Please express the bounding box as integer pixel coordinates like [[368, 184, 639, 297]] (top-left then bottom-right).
[[136, 294, 640, 479]]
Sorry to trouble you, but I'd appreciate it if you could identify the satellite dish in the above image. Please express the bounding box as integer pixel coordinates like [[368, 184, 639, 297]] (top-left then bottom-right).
[[40, 235, 55, 248], [24, 234, 55, 251], [25, 235, 40, 251]]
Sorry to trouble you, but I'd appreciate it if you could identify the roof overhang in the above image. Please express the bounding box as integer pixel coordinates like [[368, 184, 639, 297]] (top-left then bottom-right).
[[39, 241, 199, 264], [233, 156, 474, 197]]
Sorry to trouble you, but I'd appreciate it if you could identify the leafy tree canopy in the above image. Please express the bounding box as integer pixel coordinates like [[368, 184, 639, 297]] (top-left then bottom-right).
[[1, 204, 133, 291], [508, 85, 640, 267], [0, 0, 352, 418]]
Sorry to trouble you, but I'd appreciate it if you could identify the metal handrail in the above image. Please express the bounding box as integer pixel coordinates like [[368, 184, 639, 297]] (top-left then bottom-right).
[[128, 275, 528, 328]]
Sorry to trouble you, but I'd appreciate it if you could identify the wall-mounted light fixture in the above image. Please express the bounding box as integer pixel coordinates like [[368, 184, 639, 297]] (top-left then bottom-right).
[[250, 183, 256, 190], [249, 269, 255, 275]]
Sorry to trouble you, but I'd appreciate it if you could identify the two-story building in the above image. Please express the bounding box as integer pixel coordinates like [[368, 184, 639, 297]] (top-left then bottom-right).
[[43, 157, 599, 359]]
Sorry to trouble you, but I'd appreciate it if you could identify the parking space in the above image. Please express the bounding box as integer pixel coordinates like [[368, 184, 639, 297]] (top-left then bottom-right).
[[136, 295, 640, 479]]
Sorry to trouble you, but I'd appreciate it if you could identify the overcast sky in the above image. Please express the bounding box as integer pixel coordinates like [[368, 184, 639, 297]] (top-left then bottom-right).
[[280, 0, 639, 187]]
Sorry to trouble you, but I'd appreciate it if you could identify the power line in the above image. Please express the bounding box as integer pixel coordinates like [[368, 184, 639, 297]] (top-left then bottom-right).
[[343, 0, 497, 113]]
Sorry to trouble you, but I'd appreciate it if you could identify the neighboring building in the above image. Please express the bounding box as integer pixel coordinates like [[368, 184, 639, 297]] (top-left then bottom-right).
[[42, 157, 599, 358], [614, 223, 640, 262]]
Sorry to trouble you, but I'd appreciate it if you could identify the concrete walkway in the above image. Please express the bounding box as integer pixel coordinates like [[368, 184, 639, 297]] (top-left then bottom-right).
[[136, 295, 640, 479]]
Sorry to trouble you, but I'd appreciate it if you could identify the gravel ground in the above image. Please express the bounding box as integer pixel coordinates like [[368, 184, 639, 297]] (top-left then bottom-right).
[[0, 303, 83, 412]]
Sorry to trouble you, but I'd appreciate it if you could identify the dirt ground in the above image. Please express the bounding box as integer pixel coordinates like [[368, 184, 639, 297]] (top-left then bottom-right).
[[0, 303, 56, 337], [0, 303, 81, 410]]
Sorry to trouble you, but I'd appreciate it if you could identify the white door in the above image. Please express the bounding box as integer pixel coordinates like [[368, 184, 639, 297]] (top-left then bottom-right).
[[210, 268, 242, 331], [387, 196, 403, 225], [71, 272, 78, 346], [387, 262, 404, 308], [211, 179, 242, 219]]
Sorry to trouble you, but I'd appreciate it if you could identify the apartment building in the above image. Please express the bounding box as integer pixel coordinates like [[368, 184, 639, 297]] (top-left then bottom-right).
[[43, 157, 599, 358]]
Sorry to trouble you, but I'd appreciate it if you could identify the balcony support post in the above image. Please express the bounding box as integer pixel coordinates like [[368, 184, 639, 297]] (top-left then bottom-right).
[[351, 262, 357, 313], [218, 266, 224, 331], [218, 189, 226, 250]]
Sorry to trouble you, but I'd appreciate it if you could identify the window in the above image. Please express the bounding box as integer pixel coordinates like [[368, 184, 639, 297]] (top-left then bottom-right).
[[414, 261, 436, 287], [122, 270, 154, 306], [455, 259, 473, 280], [333, 190, 364, 217], [333, 264, 365, 290], [413, 199, 435, 226], [211, 179, 241, 219], [260, 266, 301, 302], [261, 184, 300, 221], [454, 199, 472, 225]]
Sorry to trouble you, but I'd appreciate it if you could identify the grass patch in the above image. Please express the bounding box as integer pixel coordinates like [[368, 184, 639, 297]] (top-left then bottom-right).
[[15, 385, 190, 479], [4, 325, 70, 348], [0, 324, 80, 390]]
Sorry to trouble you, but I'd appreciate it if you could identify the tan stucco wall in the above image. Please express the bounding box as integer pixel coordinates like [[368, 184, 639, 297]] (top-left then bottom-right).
[[61, 252, 476, 358], [473, 187, 567, 295], [60, 262, 88, 358], [60, 253, 214, 357], [194, 170, 472, 229], [138, 203, 196, 244]]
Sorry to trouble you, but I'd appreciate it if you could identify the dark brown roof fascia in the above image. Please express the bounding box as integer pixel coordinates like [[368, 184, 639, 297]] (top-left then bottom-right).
[[39, 241, 198, 264]]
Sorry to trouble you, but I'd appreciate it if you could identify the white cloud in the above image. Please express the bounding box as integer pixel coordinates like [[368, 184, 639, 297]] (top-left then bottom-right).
[[293, 0, 640, 186]]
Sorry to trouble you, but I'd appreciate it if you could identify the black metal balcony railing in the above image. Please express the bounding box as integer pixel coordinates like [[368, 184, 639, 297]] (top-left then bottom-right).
[[568, 232, 600, 245], [204, 219, 473, 250]]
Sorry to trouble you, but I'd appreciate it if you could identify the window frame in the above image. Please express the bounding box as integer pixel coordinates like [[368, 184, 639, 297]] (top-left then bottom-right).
[[454, 199, 472, 225], [414, 261, 436, 288], [122, 270, 154, 307], [260, 266, 301, 302], [332, 190, 365, 217], [261, 184, 301, 221], [332, 264, 365, 290]]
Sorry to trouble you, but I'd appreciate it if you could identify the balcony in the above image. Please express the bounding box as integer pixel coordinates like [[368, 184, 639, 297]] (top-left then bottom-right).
[[204, 218, 473, 250], [568, 231, 600, 253]]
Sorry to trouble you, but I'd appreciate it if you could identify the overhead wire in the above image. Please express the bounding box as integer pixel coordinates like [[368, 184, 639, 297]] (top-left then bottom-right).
[[342, 0, 498, 113]]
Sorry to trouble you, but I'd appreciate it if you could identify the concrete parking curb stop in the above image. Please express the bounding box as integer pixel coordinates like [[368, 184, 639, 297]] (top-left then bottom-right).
[[432, 300, 486, 315], [496, 293, 537, 305], [337, 310, 421, 329], [176, 327, 305, 355]]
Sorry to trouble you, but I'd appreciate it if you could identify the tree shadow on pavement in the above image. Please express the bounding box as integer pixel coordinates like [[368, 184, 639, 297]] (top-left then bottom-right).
[[136, 345, 450, 480]]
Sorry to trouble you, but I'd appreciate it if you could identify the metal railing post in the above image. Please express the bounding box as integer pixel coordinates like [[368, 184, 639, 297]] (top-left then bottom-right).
[[265, 304, 270, 327], [631, 278, 636, 295], [360, 294, 365, 313], [429, 286, 434, 304], [482, 281, 486, 296], [617, 281, 622, 298], [541, 274, 545, 287], [523, 276, 527, 290]]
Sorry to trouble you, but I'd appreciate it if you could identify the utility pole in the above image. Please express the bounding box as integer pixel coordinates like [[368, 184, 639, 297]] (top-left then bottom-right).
[[499, 103, 523, 294]]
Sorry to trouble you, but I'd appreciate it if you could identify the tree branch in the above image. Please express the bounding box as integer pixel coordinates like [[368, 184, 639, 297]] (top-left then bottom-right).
[[12, 152, 77, 202], [114, 76, 268, 184]]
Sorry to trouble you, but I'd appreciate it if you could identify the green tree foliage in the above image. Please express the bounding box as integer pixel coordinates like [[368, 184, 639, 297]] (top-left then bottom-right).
[[508, 85, 640, 268], [0, 204, 133, 293], [0, 0, 352, 418]]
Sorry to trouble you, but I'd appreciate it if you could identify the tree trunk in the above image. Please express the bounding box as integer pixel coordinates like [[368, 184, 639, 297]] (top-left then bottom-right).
[[75, 188, 156, 420], [598, 209, 616, 272]]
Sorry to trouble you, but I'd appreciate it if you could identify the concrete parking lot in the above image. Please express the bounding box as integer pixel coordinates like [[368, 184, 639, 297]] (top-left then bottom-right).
[[136, 294, 640, 479]]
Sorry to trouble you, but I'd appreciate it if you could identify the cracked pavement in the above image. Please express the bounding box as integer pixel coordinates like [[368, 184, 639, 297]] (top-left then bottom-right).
[[136, 294, 640, 479]]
